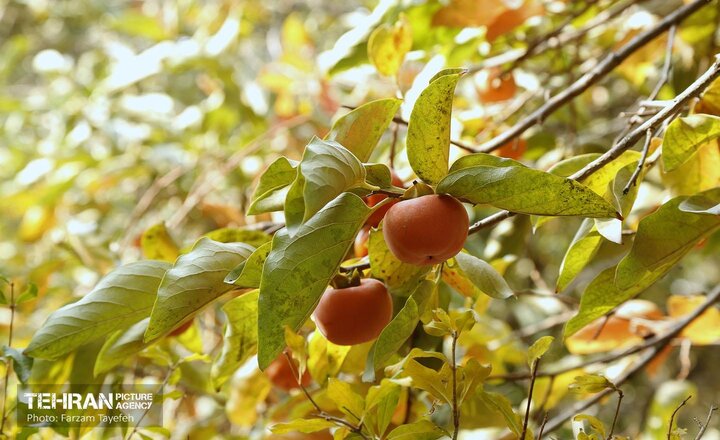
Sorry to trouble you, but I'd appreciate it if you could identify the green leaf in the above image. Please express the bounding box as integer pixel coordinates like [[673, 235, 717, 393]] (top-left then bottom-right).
[[437, 165, 620, 218], [569, 374, 614, 394], [15, 283, 38, 305], [528, 336, 554, 368], [326, 99, 402, 162], [25, 260, 170, 359], [247, 157, 298, 215], [327, 378, 365, 421], [285, 137, 368, 233], [476, 391, 524, 437], [615, 188, 720, 290], [368, 16, 412, 77], [140, 223, 179, 262], [662, 140, 720, 196], [454, 252, 514, 299], [663, 114, 720, 171], [368, 226, 430, 289], [449, 152, 526, 172], [565, 192, 720, 339], [386, 419, 446, 440], [679, 193, 720, 215], [257, 193, 371, 369], [573, 414, 607, 438], [365, 379, 402, 436], [212, 290, 259, 388], [407, 68, 465, 185], [145, 238, 254, 341], [201, 228, 271, 248], [556, 220, 603, 292], [270, 418, 336, 434], [94, 318, 150, 376], [3, 346, 33, 383], [224, 242, 271, 287], [372, 281, 434, 370]]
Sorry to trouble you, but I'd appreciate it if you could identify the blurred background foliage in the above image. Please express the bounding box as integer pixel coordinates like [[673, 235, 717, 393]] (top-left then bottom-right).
[[1, 0, 720, 438]]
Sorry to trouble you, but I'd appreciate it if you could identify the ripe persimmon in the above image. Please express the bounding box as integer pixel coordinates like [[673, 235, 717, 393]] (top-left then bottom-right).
[[364, 171, 404, 227], [168, 320, 193, 337], [265, 351, 311, 391], [313, 278, 392, 346], [382, 194, 469, 266], [476, 68, 517, 103], [354, 226, 370, 258]]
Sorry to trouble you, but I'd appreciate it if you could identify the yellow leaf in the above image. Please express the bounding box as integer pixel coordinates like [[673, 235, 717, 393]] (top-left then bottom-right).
[[19, 205, 55, 243], [368, 15, 412, 77], [141, 223, 179, 262], [667, 295, 720, 345], [662, 140, 720, 196]]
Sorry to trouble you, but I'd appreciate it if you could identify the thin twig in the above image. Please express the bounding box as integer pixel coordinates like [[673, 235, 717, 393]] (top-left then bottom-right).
[[521, 359, 541, 440], [451, 331, 460, 440], [476, 0, 709, 154], [537, 412, 549, 440], [283, 352, 369, 439], [608, 388, 624, 439], [668, 395, 693, 439], [622, 128, 653, 194], [128, 362, 179, 439], [694, 405, 718, 440]]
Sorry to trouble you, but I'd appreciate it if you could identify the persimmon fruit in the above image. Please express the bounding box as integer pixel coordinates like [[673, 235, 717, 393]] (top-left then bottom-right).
[[354, 226, 370, 258], [313, 278, 392, 346], [364, 171, 404, 227], [168, 320, 193, 337], [476, 68, 517, 103], [265, 351, 311, 391], [382, 194, 469, 266]]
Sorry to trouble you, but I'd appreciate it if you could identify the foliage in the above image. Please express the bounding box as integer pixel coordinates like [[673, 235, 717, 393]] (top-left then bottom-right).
[[1, 0, 720, 439]]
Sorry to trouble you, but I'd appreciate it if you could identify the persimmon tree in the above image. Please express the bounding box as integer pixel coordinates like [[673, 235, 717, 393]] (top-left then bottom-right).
[[2, 0, 720, 439]]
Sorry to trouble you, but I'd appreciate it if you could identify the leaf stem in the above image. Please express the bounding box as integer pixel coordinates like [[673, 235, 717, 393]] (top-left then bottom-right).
[[521, 359, 540, 440], [607, 388, 624, 439], [451, 330, 460, 440]]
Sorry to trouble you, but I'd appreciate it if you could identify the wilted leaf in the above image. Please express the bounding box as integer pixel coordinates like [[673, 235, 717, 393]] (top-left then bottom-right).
[[407, 68, 465, 185], [437, 165, 620, 218], [257, 193, 371, 369], [368, 16, 412, 77], [145, 238, 254, 341], [663, 114, 720, 171], [26, 260, 170, 359], [212, 290, 259, 388]]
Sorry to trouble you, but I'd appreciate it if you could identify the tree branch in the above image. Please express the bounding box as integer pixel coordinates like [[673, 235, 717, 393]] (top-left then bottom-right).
[[668, 395, 692, 439], [539, 284, 720, 435], [469, 53, 720, 236], [476, 0, 711, 154]]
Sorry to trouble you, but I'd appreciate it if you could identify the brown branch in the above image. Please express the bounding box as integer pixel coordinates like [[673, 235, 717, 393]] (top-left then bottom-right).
[[608, 388, 624, 439], [476, 0, 710, 154], [694, 405, 718, 440], [451, 331, 460, 440], [539, 284, 720, 435], [521, 359, 541, 440], [469, 53, 720, 236], [668, 395, 693, 439]]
